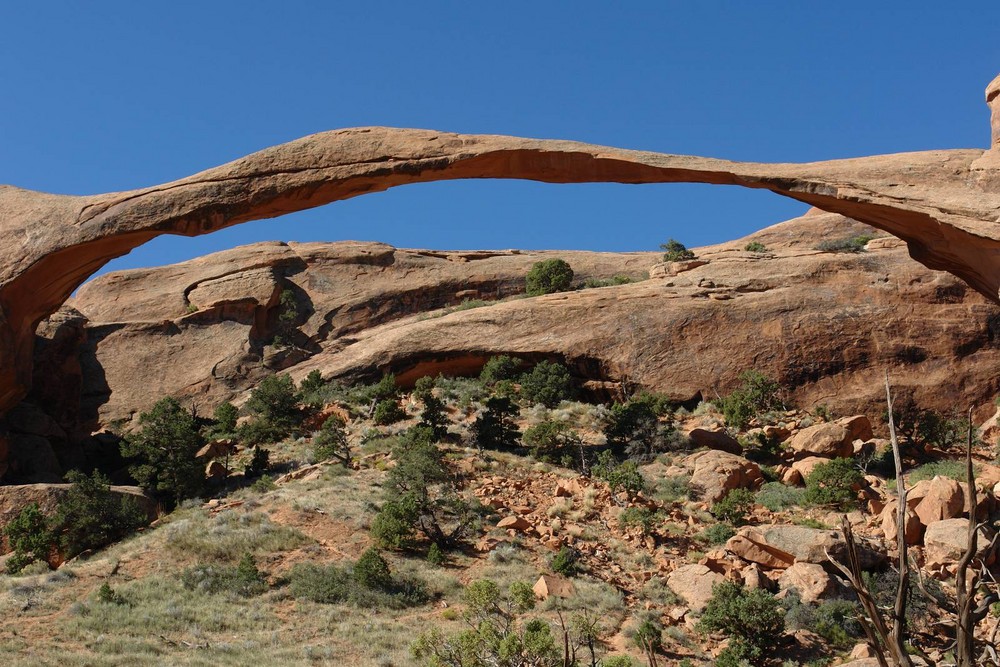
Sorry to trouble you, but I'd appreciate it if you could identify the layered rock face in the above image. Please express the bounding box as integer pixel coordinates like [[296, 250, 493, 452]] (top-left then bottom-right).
[[3, 72, 1000, 426], [49, 210, 1000, 445]]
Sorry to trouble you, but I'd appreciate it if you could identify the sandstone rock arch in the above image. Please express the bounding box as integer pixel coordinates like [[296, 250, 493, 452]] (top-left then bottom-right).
[[2, 75, 1000, 417]]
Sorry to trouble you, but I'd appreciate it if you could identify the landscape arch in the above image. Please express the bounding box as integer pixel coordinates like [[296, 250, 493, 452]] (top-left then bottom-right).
[[2, 74, 1000, 418]]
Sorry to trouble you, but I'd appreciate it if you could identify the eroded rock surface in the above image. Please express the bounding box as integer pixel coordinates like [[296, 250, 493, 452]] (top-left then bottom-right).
[[3, 73, 1000, 423]]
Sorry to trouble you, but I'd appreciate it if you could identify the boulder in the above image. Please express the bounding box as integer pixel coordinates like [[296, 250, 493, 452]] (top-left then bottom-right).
[[686, 428, 742, 455], [533, 574, 576, 600], [666, 564, 724, 612], [791, 456, 828, 481], [778, 562, 836, 603], [837, 415, 873, 443], [497, 516, 533, 532], [726, 532, 795, 569], [731, 524, 883, 569], [880, 501, 924, 545], [786, 422, 853, 458], [682, 450, 763, 502], [924, 518, 993, 568], [912, 476, 964, 526]]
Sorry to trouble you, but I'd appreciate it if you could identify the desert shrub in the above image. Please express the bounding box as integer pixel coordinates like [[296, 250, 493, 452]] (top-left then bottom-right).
[[3, 503, 53, 573], [755, 481, 805, 512], [473, 396, 521, 451], [717, 370, 784, 430], [243, 446, 271, 478], [804, 457, 862, 509], [365, 373, 400, 403], [121, 396, 205, 506], [373, 399, 406, 425], [630, 614, 663, 662], [96, 581, 129, 606], [299, 369, 325, 394], [696, 523, 736, 545], [417, 393, 449, 440], [426, 542, 445, 566], [619, 507, 660, 536], [744, 241, 767, 252], [711, 488, 754, 525], [181, 552, 268, 597], [271, 288, 300, 346], [519, 360, 573, 408], [523, 420, 581, 464], [212, 401, 239, 436], [313, 414, 351, 466], [697, 581, 785, 667], [654, 475, 693, 503], [246, 373, 300, 429], [601, 657, 640, 667], [908, 459, 971, 482], [550, 546, 582, 576], [783, 591, 861, 648], [862, 567, 945, 633], [480, 355, 523, 385], [289, 552, 427, 609], [411, 579, 559, 667], [52, 470, 148, 560], [166, 510, 308, 560], [526, 258, 574, 296], [593, 450, 646, 498], [815, 234, 873, 253], [373, 426, 484, 550], [660, 239, 696, 262], [603, 394, 681, 462], [582, 274, 634, 288]]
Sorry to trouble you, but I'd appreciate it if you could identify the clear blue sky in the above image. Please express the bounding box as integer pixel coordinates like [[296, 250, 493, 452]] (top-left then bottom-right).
[[2, 2, 998, 280]]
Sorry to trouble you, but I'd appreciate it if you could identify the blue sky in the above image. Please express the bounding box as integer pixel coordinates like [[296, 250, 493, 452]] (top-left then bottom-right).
[[2, 2, 998, 280]]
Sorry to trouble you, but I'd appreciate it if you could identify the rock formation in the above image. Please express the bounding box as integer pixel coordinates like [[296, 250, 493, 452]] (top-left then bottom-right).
[[4, 75, 1000, 475]]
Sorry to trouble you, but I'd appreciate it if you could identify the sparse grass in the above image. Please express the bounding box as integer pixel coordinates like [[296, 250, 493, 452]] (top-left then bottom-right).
[[165, 509, 310, 561], [907, 459, 973, 482], [755, 481, 805, 512]]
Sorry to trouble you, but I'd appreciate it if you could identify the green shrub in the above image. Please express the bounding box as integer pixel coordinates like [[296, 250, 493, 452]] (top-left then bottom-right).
[[804, 458, 862, 509], [245, 374, 300, 432], [783, 592, 861, 648], [593, 450, 646, 497], [51, 470, 148, 560], [426, 542, 445, 566], [630, 614, 663, 661], [601, 656, 639, 667], [697, 581, 785, 667], [582, 275, 634, 288], [96, 581, 129, 605], [523, 420, 580, 463], [3, 503, 53, 573], [710, 488, 754, 525], [526, 258, 574, 296], [353, 547, 392, 590], [299, 369, 325, 394], [519, 360, 573, 408], [411, 580, 558, 667], [755, 481, 805, 512], [417, 393, 449, 440], [243, 446, 271, 478], [660, 239, 696, 262], [472, 396, 521, 451], [212, 401, 239, 435], [696, 523, 736, 545], [373, 399, 406, 425], [550, 546, 581, 576], [289, 555, 427, 609], [272, 288, 300, 346], [619, 507, 660, 535], [717, 370, 783, 430], [313, 414, 351, 466], [181, 552, 268, 597], [815, 234, 873, 253], [907, 459, 970, 482], [744, 241, 767, 253], [121, 396, 205, 506], [480, 355, 523, 384], [374, 426, 484, 550]]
